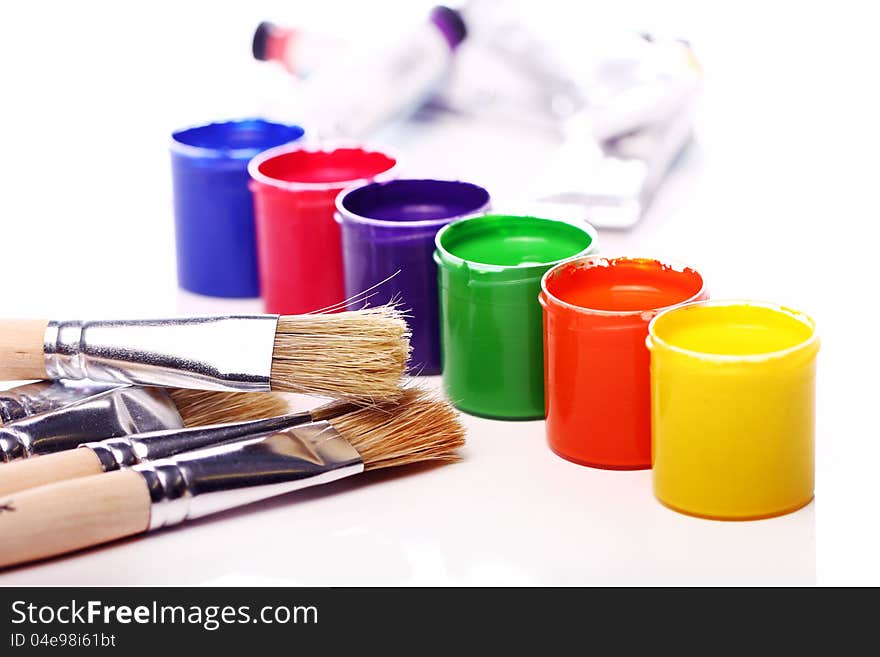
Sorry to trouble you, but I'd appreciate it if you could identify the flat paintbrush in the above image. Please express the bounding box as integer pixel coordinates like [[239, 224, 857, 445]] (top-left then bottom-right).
[[0, 386, 289, 463], [0, 397, 354, 496], [0, 389, 464, 568], [0, 380, 120, 426], [0, 305, 411, 402]]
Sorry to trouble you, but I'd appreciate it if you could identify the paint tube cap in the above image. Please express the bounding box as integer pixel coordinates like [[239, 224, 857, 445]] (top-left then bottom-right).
[[252, 21, 275, 60], [430, 6, 467, 50]]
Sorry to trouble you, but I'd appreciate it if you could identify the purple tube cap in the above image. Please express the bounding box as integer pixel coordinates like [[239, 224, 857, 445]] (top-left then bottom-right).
[[430, 5, 467, 50]]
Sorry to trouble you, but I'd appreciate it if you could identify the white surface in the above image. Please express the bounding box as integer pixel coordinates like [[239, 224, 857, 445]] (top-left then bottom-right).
[[0, 1, 878, 586]]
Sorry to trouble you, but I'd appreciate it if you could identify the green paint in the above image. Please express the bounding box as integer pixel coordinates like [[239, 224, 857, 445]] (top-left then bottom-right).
[[434, 214, 598, 419], [439, 214, 593, 267]]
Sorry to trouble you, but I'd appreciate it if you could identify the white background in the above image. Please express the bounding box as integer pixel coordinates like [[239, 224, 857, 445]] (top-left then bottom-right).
[[0, 1, 877, 585]]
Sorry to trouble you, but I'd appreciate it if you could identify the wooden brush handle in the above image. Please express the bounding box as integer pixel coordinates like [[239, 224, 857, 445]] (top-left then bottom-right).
[[0, 320, 49, 381], [0, 448, 105, 498], [0, 469, 151, 568]]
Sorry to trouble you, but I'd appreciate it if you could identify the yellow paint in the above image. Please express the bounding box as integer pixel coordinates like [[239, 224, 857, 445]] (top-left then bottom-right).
[[647, 301, 819, 520]]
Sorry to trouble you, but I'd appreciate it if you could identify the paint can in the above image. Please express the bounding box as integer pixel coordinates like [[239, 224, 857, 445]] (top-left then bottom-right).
[[248, 145, 397, 314], [170, 119, 304, 298], [336, 179, 490, 375], [647, 300, 820, 520], [540, 257, 706, 469], [434, 214, 598, 419]]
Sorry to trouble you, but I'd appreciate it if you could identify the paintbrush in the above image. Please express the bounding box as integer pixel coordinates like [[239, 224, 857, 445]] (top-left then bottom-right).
[[0, 389, 464, 567], [0, 380, 121, 426], [0, 386, 289, 463], [0, 305, 411, 401], [0, 396, 354, 496]]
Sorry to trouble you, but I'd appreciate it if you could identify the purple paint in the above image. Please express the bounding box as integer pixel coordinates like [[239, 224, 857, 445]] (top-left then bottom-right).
[[337, 179, 490, 375]]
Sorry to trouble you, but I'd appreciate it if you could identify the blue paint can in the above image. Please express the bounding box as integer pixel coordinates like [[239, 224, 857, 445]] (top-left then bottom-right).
[[170, 119, 304, 297]]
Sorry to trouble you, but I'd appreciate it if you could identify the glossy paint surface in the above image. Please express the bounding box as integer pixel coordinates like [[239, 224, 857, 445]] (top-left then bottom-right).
[[648, 301, 819, 519], [171, 119, 304, 298], [338, 179, 490, 374], [249, 146, 396, 313], [435, 215, 597, 419], [541, 257, 705, 468]]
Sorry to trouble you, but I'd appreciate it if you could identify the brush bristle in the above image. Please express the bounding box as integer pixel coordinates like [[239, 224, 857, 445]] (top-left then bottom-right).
[[168, 389, 291, 427], [328, 388, 466, 471], [270, 305, 411, 402], [309, 398, 360, 422]]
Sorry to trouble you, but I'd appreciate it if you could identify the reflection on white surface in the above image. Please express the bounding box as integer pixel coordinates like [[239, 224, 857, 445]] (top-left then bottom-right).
[[0, 378, 815, 587]]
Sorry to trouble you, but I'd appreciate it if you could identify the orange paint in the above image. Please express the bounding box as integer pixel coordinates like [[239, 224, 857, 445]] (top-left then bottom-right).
[[540, 257, 706, 469]]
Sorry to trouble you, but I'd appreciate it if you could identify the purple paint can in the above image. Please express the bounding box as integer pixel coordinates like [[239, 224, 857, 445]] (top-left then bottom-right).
[[336, 179, 490, 374]]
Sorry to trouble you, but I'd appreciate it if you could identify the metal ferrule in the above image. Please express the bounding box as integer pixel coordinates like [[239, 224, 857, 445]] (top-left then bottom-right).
[[43, 316, 280, 392], [134, 421, 364, 530], [0, 387, 183, 463], [86, 410, 315, 473], [0, 379, 121, 425]]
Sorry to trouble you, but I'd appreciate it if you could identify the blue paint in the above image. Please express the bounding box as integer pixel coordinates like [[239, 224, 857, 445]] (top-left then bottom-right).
[[171, 119, 304, 298]]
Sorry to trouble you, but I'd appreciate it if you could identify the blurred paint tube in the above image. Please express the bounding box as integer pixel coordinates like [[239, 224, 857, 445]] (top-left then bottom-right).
[[451, 0, 702, 140], [561, 34, 701, 142], [253, 22, 348, 78], [253, 5, 698, 145], [523, 99, 696, 229], [253, 6, 467, 139], [464, 34, 699, 141]]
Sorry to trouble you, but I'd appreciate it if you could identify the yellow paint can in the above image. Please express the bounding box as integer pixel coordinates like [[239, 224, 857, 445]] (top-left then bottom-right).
[[647, 300, 819, 520]]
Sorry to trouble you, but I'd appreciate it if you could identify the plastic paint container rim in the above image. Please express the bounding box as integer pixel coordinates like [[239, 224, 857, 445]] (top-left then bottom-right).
[[647, 299, 819, 364], [540, 255, 706, 318], [335, 178, 491, 229], [170, 118, 305, 160], [434, 213, 599, 277], [247, 141, 400, 192]]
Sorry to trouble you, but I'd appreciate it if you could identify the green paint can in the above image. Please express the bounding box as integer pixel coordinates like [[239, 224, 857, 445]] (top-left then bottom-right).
[[434, 214, 599, 419]]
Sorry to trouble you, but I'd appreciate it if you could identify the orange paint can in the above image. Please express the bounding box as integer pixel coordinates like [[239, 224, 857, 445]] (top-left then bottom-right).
[[540, 256, 706, 469]]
